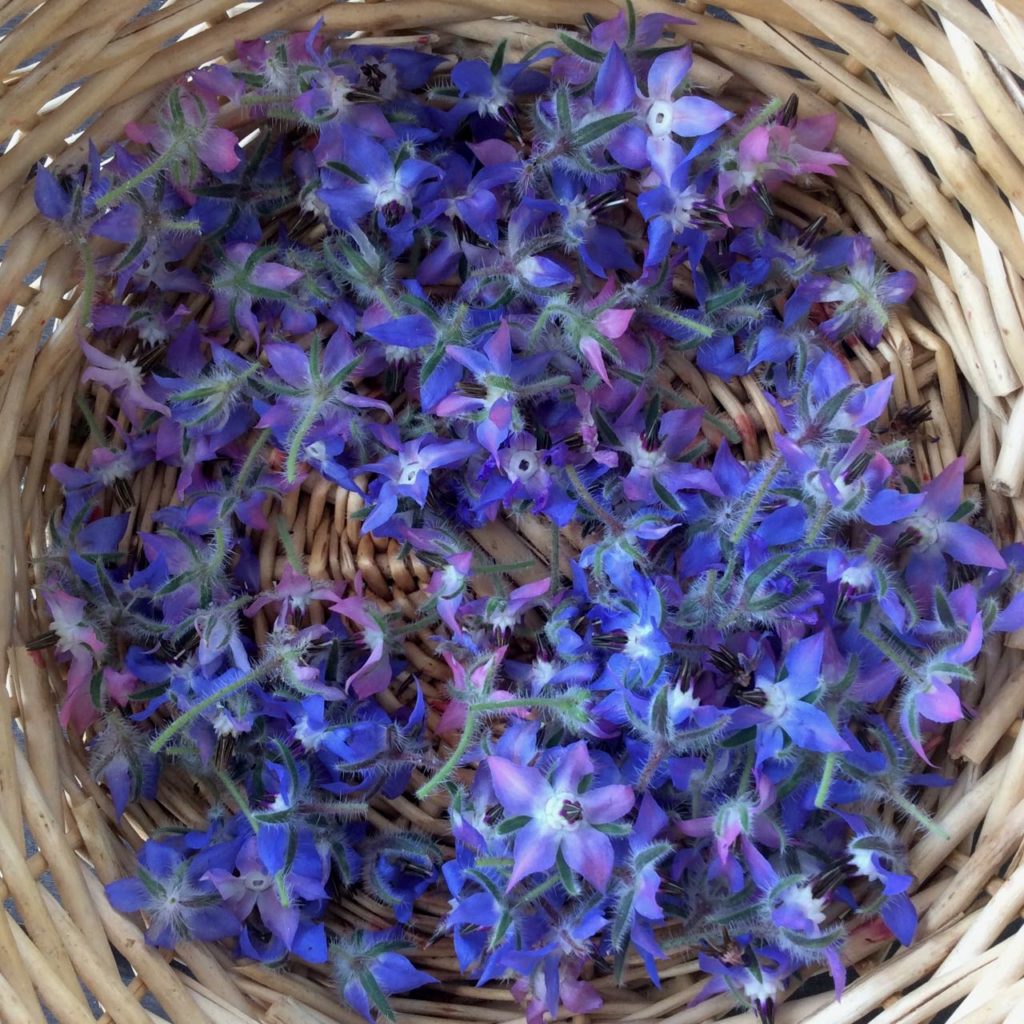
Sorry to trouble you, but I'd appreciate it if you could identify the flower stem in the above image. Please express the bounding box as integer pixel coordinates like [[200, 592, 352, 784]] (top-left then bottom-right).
[[98, 146, 179, 210], [730, 457, 782, 546], [285, 402, 321, 483], [565, 464, 622, 535], [416, 718, 476, 801], [151, 656, 282, 753], [815, 754, 836, 808]]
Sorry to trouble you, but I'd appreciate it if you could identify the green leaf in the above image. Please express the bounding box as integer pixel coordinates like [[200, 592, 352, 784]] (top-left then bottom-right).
[[360, 971, 396, 1023], [559, 32, 604, 62], [610, 890, 635, 951], [490, 39, 508, 74], [933, 587, 958, 631], [721, 726, 757, 749], [496, 814, 532, 835], [466, 868, 505, 903], [89, 671, 105, 711], [595, 822, 632, 837], [556, 848, 579, 896], [703, 283, 748, 316], [813, 383, 857, 430], [743, 553, 791, 598], [556, 88, 572, 131], [634, 842, 673, 872], [324, 160, 369, 185], [572, 112, 635, 149], [488, 909, 513, 950], [652, 477, 684, 512]]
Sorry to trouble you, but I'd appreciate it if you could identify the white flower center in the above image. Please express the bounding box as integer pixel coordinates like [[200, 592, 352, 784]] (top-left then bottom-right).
[[840, 563, 873, 591], [848, 844, 888, 884], [543, 793, 584, 832], [398, 457, 423, 486], [780, 883, 826, 927], [326, 74, 353, 114], [563, 198, 593, 238], [669, 687, 701, 717], [763, 684, 793, 721], [242, 871, 273, 892], [507, 451, 539, 482], [137, 318, 169, 346], [627, 440, 667, 474], [293, 714, 325, 751], [375, 176, 407, 210], [211, 707, 245, 737], [907, 513, 941, 547], [669, 190, 700, 233], [476, 82, 512, 118], [647, 99, 675, 137], [439, 564, 466, 597], [624, 621, 655, 661], [742, 973, 781, 1004]]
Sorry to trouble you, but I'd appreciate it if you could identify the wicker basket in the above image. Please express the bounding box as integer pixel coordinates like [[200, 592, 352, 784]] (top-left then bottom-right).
[[3, 1, 1024, 1022]]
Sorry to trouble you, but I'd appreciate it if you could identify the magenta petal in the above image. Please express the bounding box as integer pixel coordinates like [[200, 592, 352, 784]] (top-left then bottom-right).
[[488, 756, 547, 817], [508, 821, 559, 889], [198, 127, 241, 173], [579, 336, 611, 384], [251, 261, 304, 291], [561, 827, 614, 890], [596, 307, 634, 339], [579, 784, 634, 824], [917, 679, 962, 724]]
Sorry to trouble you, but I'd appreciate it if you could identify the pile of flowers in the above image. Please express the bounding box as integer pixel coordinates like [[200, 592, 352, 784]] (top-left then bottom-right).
[[34, 7, 1024, 1023]]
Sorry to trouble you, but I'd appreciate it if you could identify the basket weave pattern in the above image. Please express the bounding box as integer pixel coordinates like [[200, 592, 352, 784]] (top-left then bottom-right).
[[3, 2, 1024, 1023]]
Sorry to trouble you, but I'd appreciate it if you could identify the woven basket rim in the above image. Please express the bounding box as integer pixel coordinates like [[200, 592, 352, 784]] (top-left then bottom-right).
[[3, 3, 1024, 1024]]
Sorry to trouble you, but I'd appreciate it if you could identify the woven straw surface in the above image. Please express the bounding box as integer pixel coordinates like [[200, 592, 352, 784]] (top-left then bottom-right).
[[3, 1, 1024, 1023]]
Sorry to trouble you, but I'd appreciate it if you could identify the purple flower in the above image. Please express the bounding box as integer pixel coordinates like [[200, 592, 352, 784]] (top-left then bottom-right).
[[895, 458, 1007, 605], [203, 834, 328, 956], [81, 340, 170, 421], [330, 586, 393, 699], [799, 236, 916, 346], [126, 85, 241, 178], [106, 840, 240, 947], [210, 242, 304, 342], [452, 55, 550, 120], [698, 944, 794, 1024], [330, 929, 436, 1023], [611, 47, 731, 180], [738, 634, 849, 766], [317, 128, 438, 253], [435, 320, 521, 458], [487, 742, 634, 890], [90, 713, 158, 817], [45, 590, 106, 730], [359, 425, 477, 534], [245, 564, 341, 629]]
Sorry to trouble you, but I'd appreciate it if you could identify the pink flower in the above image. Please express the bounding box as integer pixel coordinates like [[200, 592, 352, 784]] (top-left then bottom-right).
[[81, 340, 170, 421], [46, 590, 105, 730]]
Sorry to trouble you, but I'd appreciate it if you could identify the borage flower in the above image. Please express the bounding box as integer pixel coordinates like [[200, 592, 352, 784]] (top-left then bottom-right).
[[487, 742, 634, 890]]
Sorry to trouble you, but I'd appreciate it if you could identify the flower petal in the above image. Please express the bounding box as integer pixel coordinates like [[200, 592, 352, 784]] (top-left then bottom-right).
[[488, 756, 547, 817]]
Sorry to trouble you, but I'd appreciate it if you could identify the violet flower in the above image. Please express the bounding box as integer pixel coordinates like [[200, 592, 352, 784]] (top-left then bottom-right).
[[487, 742, 634, 890], [106, 840, 240, 947]]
